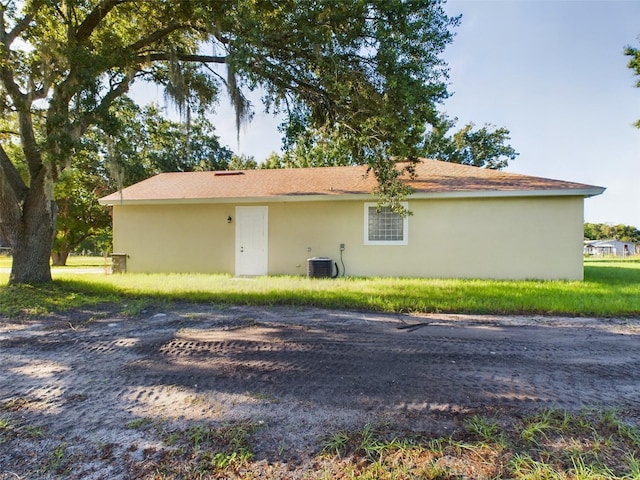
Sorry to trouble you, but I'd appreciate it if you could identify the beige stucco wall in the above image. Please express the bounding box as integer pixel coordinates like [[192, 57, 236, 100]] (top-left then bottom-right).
[[112, 203, 236, 274], [112, 195, 586, 280]]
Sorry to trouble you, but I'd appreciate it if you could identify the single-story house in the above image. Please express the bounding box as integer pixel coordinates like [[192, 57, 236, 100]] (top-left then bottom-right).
[[584, 239, 636, 257], [99, 159, 605, 280]]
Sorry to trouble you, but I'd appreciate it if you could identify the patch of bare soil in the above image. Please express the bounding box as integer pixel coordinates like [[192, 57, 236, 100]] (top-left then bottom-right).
[[1, 305, 639, 479]]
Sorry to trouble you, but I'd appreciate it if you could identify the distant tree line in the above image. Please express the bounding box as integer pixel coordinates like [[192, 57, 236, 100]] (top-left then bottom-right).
[[584, 223, 640, 243]]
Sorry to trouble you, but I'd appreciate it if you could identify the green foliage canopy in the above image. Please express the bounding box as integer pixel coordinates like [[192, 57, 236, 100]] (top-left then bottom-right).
[[105, 101, 233, 186], [625, 39, 640, 128], [423, 115, 518, 169], [263, 115, 519, 174]]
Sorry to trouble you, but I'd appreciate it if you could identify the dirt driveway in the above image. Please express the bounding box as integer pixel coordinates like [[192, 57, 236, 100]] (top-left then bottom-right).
[[1, 304, 640, 479]]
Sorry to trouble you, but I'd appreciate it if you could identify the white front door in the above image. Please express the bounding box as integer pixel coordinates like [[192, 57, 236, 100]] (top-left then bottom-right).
[[235, 206, 268, 276]]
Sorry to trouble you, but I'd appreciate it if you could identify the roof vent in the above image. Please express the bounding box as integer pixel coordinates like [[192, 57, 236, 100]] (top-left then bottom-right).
[[214, 171, 244, 176]]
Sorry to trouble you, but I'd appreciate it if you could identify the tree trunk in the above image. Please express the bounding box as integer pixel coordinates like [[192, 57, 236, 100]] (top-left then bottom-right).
[[51, 249, 70, 267], [11, 229, 54, 284], [8, 181, 57, 285], [0, 63, 59, 284]]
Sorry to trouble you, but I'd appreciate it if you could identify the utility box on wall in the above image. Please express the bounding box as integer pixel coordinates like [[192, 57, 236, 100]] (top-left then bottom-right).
[[111, 253, 127, 273]]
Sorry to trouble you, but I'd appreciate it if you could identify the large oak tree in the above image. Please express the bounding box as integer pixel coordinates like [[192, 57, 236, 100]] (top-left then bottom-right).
[[0, 0, 457, 284]]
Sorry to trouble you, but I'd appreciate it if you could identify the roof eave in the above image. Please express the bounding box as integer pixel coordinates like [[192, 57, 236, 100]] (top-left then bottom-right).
[[411, 186, 606, 200], [98, 186, 606, 206], [99, 193, 372, 206]]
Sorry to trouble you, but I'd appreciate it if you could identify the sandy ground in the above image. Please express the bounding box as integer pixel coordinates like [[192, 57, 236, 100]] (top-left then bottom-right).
[[1, 304, 640, 479]]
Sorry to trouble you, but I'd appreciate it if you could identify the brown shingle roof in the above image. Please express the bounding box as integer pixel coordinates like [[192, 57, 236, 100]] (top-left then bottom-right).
[[99, 159, 604, 205]]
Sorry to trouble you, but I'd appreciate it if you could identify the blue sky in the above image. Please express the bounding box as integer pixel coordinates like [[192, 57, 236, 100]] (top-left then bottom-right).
[[440, 0, 640, 227], [165, 0, 640, 228]]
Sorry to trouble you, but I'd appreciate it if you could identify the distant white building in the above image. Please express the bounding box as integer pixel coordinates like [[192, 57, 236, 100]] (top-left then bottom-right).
[[584, 239, 637, 257]]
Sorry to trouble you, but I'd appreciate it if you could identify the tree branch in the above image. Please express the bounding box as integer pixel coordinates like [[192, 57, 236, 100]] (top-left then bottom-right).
[[202, 63, 227, 83], [137, 53, 227, 64], [5, 0, 45, 46], [0, 62, 26, 107], [0, 143, 27, 203], [127, 22, 186, 52], [73, 70, 134, 139], [75, 0, 128, 43], [0, 8, 26, 106]]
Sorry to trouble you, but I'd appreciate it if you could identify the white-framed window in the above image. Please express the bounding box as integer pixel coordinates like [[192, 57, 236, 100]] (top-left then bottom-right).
[[364, 202, 408, 245]]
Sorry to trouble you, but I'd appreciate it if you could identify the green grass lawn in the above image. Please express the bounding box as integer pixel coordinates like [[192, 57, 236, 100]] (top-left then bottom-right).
[[0, 256, 638, 318]]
